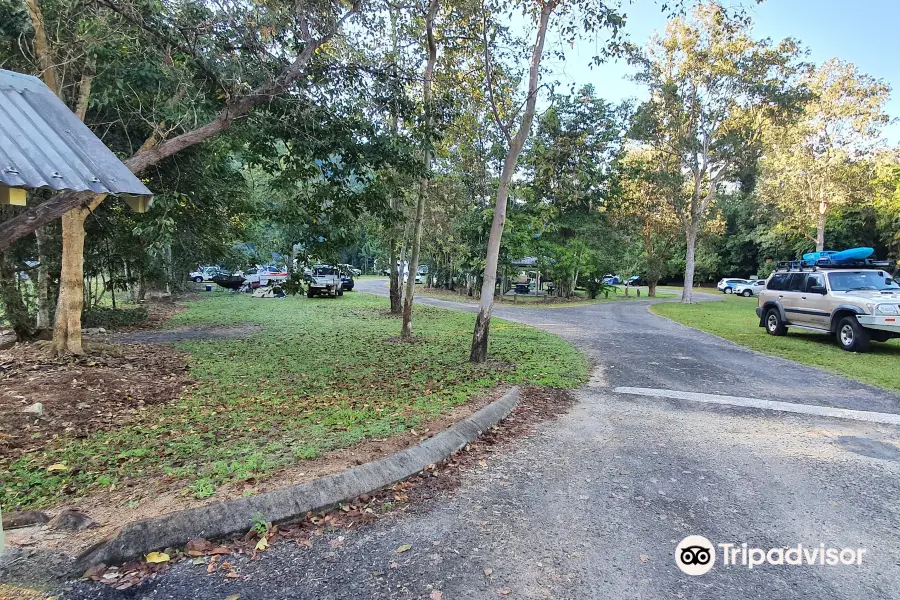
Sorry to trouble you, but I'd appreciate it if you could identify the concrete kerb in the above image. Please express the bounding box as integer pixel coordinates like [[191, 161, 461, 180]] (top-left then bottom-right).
[[71, 386, 520, 574]]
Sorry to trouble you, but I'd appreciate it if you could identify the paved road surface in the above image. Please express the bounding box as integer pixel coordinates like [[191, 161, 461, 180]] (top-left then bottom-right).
[[63, 281, 900, 599]]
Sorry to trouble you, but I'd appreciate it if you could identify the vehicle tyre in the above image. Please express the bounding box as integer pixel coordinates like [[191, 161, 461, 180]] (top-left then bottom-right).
[[741, 289, 752, 297], [338, 289, 343, 297], [724, 287, 733, 294], [836, 316, 871, 352], [307, 290, 315, 298], [194, 276, 203, 283], [765, 308, 788, 336]]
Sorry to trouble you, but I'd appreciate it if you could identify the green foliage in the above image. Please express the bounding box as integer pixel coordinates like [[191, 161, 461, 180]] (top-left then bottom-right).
[[2, 293, 587, 510]]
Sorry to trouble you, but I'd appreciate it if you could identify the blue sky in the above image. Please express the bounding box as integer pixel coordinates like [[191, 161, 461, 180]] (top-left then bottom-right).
[[539, 0, 900, 143]]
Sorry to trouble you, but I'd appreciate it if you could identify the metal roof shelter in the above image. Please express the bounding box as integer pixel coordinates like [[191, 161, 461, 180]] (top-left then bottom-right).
[[0, 68, 152, 210]]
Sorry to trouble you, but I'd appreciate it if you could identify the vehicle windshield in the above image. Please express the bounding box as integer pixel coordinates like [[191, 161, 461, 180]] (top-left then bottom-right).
[[314, 266, 337, 276], [827, 271, 900, 291]]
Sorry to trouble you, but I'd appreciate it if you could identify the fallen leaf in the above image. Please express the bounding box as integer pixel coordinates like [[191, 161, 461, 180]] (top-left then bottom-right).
[[186, 538, 212, 553], [639, 554, 650, 564], [209, 546, 231, 555], [483, 567, 493, 577], [496, 588, 512, 596], [47, 463, 68, 472], [192, 557, 206, 566], [225, 595, 240, 600], [395, 544, 412, 553], [430, 592, 443, 600], [225, 571, 240, 579], [145, 552, 170, 564], [82, 564, 106, 579], [255, 537, 269, 551], [390, 561, 399, 569]]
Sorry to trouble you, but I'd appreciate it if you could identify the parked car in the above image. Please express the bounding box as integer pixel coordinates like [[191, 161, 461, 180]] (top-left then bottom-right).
[[624, 275, 645, 286], [717, 278, 749, 294], [602, 274, 621, 285], [338, 263, 362, 277], [732, 279, 766, 297], [757, 261, 900, 352], [340, 271, 355, 291], [189, 266, 223, 283], [307, 265, 343, 298]]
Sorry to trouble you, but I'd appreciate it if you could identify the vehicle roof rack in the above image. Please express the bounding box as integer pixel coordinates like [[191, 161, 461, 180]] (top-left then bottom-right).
[[776, 258, 895, 273]]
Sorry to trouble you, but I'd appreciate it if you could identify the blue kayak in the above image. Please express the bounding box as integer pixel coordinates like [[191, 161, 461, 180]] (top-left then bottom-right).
[[803, 250, 837, 261], [803, 247, 874, 263]]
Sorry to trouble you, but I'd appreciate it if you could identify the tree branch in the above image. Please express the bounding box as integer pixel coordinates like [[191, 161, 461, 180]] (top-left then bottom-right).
[[481, 2, 511, 145], [0, 1, 360, 251]]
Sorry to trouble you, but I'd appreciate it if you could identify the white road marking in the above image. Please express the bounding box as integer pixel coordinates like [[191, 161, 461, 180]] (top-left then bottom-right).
[[613, 387, 900, 426]]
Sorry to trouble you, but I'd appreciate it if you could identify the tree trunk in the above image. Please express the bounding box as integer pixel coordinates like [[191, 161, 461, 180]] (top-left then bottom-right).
[[816, 197, 828, 252], [648, 280, 657, 298], [401, 0, 439, 340], [34, 226, 51, 331], [389, 238, 401, 313], [51, 195, 104, 355], [470, 0, 553, 363], [681, 226, 698, 304], [0, 254, 33, 341], [52, 209, 88, 354]]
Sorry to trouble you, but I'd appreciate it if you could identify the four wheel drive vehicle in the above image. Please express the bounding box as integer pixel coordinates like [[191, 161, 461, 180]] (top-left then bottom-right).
[[756, 261, 900, 352], [718, 278, 749, 293], [733, 280, 766, 297], [307, 265, 343, 297]]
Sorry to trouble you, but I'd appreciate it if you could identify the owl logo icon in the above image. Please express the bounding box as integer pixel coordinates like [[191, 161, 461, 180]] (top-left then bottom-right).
[[675, 535, 716, 575]]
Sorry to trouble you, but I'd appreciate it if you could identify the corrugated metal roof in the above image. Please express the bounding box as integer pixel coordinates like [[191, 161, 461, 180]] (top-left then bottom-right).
[[0, 68, 152, 198]]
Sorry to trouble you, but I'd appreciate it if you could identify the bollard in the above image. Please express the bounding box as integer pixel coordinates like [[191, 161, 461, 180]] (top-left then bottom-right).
[[637, 289, 641, 297]]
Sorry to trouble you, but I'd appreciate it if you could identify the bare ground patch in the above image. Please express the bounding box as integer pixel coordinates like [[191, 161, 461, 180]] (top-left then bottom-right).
[[0, 343, 192, 464]]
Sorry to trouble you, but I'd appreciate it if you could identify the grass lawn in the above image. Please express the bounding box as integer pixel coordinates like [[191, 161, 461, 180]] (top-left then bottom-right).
[[3, 292, 587, 510], [417, 285, 675, 308], [652, 295, 900, 392]]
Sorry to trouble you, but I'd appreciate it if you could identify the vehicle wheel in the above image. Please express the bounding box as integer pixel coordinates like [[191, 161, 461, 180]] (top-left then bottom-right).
[[307, 290, 315, 298], [836, 316, 870, 352], [194, 276, 203, 283], [741, 289, 752, 297], [724, 287, 733, 294], [338, 289, 343, 297], [765, 308, 788, 336]]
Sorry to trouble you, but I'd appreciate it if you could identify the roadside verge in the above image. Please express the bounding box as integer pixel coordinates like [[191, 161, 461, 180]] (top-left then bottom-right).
[[70, 386, 520, 574]]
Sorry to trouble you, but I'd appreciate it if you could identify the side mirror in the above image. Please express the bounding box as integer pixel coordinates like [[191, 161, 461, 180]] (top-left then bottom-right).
[[810, 285, 827, 295]]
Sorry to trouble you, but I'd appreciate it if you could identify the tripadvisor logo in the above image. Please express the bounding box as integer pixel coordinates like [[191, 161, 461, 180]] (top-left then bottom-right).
[[675, 536, 868, 575], [675, 535, 715, 575]]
